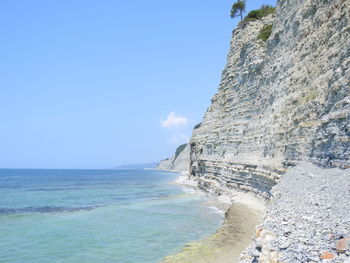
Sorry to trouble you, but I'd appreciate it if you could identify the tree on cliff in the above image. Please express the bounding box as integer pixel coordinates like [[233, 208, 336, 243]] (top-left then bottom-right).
[[230, 0, 246, 20]]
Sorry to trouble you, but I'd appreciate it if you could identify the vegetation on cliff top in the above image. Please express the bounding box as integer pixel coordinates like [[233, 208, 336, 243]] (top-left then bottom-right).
[[239, 4, 276, 24], [230, 0, 246, 20]]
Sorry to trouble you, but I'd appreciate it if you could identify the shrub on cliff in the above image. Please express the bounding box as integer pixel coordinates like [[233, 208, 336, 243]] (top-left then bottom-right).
[[240, 4, 275, 24], [258, 24, 273, 41]]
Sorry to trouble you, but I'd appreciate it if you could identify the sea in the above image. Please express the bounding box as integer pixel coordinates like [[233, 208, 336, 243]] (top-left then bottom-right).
[[0, 169, 223, 263]]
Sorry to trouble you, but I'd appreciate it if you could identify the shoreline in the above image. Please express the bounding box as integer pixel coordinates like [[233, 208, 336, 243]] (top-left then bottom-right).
[[163, 172, 266, 263]]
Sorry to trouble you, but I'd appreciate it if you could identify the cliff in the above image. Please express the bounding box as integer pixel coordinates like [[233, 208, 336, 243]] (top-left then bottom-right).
[[189, 0, 350, 198], [158, 1, 350, 261], [157, 144, 190, 172]]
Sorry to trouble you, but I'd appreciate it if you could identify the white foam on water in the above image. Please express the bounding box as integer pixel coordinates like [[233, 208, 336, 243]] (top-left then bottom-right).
[[207, 205, 225, 215]]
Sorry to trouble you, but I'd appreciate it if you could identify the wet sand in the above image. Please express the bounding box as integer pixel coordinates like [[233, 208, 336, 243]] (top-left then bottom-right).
[[163, 201, 263, 263]]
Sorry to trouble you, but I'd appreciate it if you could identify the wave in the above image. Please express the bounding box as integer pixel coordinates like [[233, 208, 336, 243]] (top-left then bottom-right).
[[25, 186, 119, 192], [0, 205, 100, 215], [27, 187, 84, 191], [207, 206, 225, 215]]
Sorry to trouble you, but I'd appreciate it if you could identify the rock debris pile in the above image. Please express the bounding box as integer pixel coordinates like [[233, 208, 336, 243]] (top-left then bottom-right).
[[239, 163, 350, 263]]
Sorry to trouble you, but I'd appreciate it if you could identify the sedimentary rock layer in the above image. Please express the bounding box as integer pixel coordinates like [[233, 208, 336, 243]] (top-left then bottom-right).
[[189, 0, 350, 197]]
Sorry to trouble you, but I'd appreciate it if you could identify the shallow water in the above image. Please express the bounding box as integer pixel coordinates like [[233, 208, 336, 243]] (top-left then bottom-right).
[[0, 169, 222, 263]]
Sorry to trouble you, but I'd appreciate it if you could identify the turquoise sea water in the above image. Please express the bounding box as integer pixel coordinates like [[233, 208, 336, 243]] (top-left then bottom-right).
[[0, 169, 222, 263]]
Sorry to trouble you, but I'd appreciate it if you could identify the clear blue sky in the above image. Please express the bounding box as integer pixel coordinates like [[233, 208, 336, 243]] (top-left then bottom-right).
[[0, 0, 276, 169]]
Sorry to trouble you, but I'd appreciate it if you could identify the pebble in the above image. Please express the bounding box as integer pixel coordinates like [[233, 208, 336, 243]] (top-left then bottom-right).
[[279, 240, 291, 250], [238, 163, 350, 263]]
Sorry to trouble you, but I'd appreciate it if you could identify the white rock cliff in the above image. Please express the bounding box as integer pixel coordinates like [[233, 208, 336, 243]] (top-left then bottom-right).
[[159, 1, 350, 261], [189, 0, 349, 198]]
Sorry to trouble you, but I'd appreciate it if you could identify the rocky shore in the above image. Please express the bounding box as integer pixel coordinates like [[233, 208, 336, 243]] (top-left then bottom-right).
[[164, 164, 350, 263], [239, 162, 350, 263]]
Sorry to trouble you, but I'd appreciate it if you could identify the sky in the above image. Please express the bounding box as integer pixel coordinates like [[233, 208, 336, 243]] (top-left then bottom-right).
[[0, 0, 276, 169]]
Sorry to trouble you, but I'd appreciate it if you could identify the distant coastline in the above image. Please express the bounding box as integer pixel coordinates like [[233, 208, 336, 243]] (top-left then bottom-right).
[[114, 162, 158, 170]]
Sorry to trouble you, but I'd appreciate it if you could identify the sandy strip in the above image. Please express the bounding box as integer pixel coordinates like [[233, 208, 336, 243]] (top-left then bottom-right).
[[163, 173, 265, 263]]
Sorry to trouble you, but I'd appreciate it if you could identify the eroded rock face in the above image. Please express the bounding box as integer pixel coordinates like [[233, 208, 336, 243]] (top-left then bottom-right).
[[190, 0, 350, 197]]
